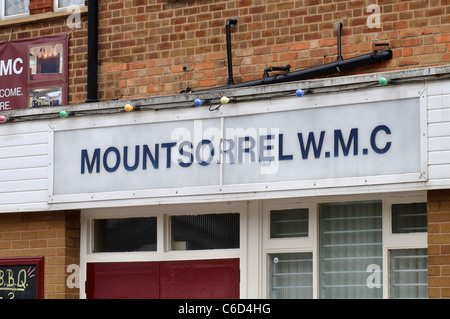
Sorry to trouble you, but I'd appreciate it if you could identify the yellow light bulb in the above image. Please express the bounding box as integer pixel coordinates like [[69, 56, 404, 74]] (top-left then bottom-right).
[[221, 96, 230, 104]]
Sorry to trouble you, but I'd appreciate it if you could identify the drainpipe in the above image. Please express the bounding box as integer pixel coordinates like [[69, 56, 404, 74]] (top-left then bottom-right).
[[226, 19, 238, 85], [337, 22, 343, 62], [86, 0, 98, 103]]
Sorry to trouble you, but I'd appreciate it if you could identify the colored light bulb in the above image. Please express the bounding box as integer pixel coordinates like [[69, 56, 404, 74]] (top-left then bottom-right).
[[296, 89, 305, 97], [194, 99, 203, 106], [124, 104, 134, 112], [59, 111, 69, 118], [0, 115, 7, 123], [221, 96, 230, 104], [378, 77, 389, 86]]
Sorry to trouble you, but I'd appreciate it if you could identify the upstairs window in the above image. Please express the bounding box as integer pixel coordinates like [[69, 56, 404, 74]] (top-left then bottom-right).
[[1, 0, 29, 18], [55, 0, 84, 9]]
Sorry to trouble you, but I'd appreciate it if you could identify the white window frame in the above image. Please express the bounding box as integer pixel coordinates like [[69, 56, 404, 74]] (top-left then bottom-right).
[[262, 200, 318, 298], [0, 0, 29, 20], [53, 0, 85, 12], [383, 194, 428, 298], [262, 192, 427, 299], [80, 201, 247, 299]]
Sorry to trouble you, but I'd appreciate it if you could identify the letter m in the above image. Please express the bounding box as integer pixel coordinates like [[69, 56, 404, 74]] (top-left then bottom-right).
[[334, 128, 358, 157], [0, 59, 12, 76], [81, 149, 100, 174]]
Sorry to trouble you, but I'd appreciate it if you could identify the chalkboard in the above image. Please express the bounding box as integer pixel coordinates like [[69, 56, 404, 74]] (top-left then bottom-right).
[[0, 257, 44, 299]]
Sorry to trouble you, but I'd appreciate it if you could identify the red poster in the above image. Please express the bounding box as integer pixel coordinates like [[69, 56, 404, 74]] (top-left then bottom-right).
[[0, 34, 68, 111]]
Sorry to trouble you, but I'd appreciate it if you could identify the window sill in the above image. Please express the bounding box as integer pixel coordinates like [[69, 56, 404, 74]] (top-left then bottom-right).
[[0, 6, 88, 28]]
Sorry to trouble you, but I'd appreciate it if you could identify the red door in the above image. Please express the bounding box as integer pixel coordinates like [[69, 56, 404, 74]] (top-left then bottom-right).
[[86, 259, 239, 299], [160, 259, 240, 299], [86, 262, 160, 299]]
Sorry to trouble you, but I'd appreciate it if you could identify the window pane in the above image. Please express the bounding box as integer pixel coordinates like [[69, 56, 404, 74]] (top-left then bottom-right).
[[171, 213, 239, 250], [390, 249, 428, 299], [93, 217, 157, 252], [392, 203, 427, 233], [270, 208, 308, 238], [5, 0, 29, 16], [320, 201, 383, 299], [269, 253, 313, 299], [58, 0, 84, 8]]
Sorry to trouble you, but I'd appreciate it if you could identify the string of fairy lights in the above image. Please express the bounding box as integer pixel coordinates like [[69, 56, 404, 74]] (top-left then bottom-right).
[[0, 76, 419, 124]]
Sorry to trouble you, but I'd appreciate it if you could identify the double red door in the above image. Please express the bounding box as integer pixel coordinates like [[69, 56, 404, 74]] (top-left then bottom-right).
[[86, 258, 240, 299]]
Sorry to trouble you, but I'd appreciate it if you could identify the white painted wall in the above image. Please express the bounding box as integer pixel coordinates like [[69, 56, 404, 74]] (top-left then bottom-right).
[[0, 121, 50, 212], [427, 81, 450, 188]]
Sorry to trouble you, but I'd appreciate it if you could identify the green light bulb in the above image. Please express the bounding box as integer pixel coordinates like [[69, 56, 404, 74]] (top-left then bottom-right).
[[378, 77, 388, 86], [59, 111, 69, 118]]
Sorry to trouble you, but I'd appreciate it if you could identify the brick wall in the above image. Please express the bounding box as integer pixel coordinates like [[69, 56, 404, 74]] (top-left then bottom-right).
[[0, 0, 450, 105], [96, 0, 450, 101], [428, 190, 450, 299], [29, 0, 53, 15], [0, 211, 80, 299]]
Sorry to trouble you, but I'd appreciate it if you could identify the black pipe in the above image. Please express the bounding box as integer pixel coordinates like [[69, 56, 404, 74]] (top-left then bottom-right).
[[197, 49, 393, 92], [226, 19, 238, 85], [337, 22, 343, 62], [86, 0, 99, 103]]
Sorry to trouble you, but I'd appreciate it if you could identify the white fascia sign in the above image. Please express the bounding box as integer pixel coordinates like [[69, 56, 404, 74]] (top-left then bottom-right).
[[50, 87, 427, 203]]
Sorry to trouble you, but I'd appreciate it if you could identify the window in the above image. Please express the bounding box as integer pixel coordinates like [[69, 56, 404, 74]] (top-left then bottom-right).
[[269, 253, 313, 299], [270, 208, 308, 238], [392, 202, 427, 233], [93, 217, 157, 252], [55, 0, 84, 9], [2, 0, 29, 18], [264, 196, 427, 299], [171, 213, 240, 250], [389, 249, 428, 299], [319, 201, 383, 299], [264, 203, 316, 299]]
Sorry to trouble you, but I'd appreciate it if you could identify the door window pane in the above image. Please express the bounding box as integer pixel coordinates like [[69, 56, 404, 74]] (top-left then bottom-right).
[[269, 253, 313, 299], [5, 0, 29, 16], [270, 208, 308, 238], [93, 217, 157, 252], [392, 203, 427, 233], [390, 249, 428, 299], [319, 201, 383, 299], [171, 213, 239, 250]]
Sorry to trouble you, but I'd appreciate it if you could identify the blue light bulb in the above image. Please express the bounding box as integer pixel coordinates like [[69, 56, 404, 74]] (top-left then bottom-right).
[[296, 89, 305, 97], [194, 99, 203, 106]]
